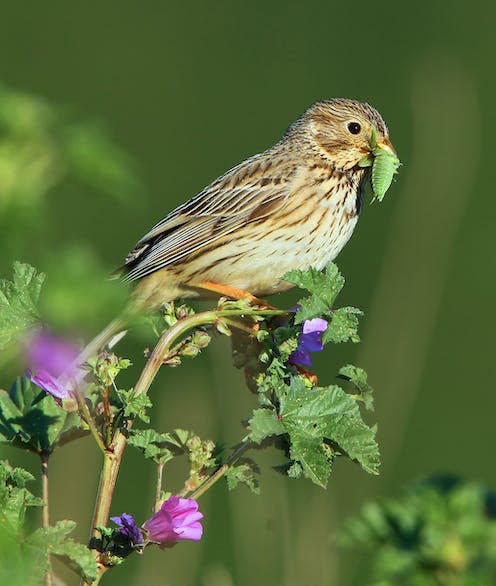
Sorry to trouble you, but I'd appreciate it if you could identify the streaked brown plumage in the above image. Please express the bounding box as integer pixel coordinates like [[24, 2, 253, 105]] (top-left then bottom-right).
[[119, 99, 395, 309]]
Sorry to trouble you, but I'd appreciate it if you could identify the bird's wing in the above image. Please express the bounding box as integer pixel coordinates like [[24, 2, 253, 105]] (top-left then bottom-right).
[[121, 150, 298, 282]]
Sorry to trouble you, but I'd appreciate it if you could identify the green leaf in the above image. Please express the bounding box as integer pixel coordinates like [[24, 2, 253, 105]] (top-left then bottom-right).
[[128, 428, 177, 463], [0, 377, 86, 453], [283, 263, 345, 323], [28, 520, 98, 583], [225, 459, 260, 494], [323, 307, 362, 344], [0, 262, 45, 350], [117, 389, 152, 423], [289, 434, 332, 488], [0, 461, 43, 535], [338, 365, 375, 411], [278, 379, 380, 483], [248, 408, 285, 443]]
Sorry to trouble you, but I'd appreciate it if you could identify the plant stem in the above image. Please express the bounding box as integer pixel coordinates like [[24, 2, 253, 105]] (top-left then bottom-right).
[[74, 390, 106, 455], [41, 451, 52, 586], [189, 440, 253, 500], [85, 306, 284, 584], [154, 462, 164, 512]]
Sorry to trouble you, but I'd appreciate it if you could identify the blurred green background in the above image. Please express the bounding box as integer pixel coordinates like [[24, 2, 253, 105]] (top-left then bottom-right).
[[0, 1, 494, 584]]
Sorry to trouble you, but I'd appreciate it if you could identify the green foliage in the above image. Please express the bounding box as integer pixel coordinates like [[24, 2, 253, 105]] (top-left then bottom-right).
[[241, 263, 379, 488], [0, 377, 86, 453], [341, 477, 496, 586], [338, 365, 374, 411], [323, 306, 362, 344], [0, 253, 382, 582], [28, 520, 98, 583], [118, 390, 152, 424], [0, 460, 43, 534], [39, 246, 130, 331], [129, 428, 216, 492], [0, 461, 96, 584], [225, 459, 260, 494], [283, 263, 345, 323], [249, 378, 379, 487], [128, 428, 178, 464], [0, 85, 140, 210], [0, 262, 45, 350]]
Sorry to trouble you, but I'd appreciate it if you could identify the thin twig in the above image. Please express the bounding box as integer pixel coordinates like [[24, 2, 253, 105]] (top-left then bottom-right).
[[189, 440, 253, 500], [154, 462, 164, 512], [84, 306, 285, 585], [41, 451, 52, 586]]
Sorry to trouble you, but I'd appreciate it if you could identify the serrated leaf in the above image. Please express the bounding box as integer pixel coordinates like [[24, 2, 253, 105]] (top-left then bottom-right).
[[29, 520, 97, 583], [278, 379, 380, 484], [0, 377, 86, 453], [289, 434, 331, 487], [0, 461, 43, 535], [248, 408, 285, 443], [128, 428, 177, 463], [283, 263, 345, 324], [323, 307, 362, 344], [0, 262, 45, 350], [118, 389, 152, 423], [338, 364, 375, 411], [225, 459, 260, 494]]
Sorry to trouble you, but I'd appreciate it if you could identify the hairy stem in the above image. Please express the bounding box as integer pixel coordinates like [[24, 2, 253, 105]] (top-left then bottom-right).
[[74, 390, 106, 454], [154, 462, 165, 512], [85, 306, 284, 583], [41, 451, 52, 586], [189, 440, 253, 500]]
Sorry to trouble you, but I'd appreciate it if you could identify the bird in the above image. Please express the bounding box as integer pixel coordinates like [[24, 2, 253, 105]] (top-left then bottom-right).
[[82, 98, 396, 358]]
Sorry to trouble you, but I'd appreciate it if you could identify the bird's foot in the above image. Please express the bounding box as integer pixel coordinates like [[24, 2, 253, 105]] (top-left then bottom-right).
[[195, 280, 275, 309]]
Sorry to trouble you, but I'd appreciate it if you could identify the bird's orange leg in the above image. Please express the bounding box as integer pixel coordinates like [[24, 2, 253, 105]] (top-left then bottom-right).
[[195, 280, 273, 308]]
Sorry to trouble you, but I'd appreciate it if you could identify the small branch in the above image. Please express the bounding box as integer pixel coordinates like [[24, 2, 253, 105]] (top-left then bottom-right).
[[154, 462, 165, 512], [41, 451, 52, 586], [189, 440, 253, 500], [84, 306, 284, 584], [74, 390, 106, 455]]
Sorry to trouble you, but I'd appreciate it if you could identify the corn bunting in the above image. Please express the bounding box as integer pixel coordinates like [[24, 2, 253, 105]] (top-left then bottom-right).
[[116, 98, 396, 310]]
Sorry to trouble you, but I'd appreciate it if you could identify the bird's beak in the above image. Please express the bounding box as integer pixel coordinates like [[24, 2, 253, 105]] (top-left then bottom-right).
[[375, 136, 397, 157], [357, 131, 399, 169]]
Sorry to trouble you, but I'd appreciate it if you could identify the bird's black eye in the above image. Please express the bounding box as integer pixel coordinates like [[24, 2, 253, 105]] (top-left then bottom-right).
[[347, 122, 361, 135]]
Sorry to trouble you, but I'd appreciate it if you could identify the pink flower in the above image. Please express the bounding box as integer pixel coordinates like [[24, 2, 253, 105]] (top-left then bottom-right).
[[143, 496, 203, 546], [25, 330, 84, 401], [288, 317, 328, 367]]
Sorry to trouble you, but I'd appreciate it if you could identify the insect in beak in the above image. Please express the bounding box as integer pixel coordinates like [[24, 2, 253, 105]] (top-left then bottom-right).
[[358, 129, 400, 202]]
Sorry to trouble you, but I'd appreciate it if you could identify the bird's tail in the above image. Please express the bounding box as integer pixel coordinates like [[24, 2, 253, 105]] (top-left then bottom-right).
[[76, 317, 128, 366]]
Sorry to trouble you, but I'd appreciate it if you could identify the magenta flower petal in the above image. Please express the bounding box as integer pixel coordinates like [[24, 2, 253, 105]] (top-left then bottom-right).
[[26, 369, 72, 399], [24, 330, 85, 401], [143, 496, 204, 545], [26, 331, 79, 377]]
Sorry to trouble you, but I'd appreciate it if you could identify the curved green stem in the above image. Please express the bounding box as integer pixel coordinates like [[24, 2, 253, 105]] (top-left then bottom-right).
[[41, 451, 52, 586], [189, 440, 253, 500], [154, 462, 165, 512], [85, 306, 284, 584]]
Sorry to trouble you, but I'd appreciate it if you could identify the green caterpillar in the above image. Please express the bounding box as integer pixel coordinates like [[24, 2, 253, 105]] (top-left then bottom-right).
[[358, 129, 400, 202]]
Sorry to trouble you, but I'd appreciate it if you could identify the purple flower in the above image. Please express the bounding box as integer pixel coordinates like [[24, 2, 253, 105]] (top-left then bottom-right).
[[143, 496, 203, 546], [288, 318, 328, 367], [25, 330, 83, 401], [111, 513, 144, 546]]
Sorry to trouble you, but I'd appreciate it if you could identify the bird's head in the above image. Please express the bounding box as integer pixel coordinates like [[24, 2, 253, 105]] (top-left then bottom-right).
[[299, 98, 396, 172]]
